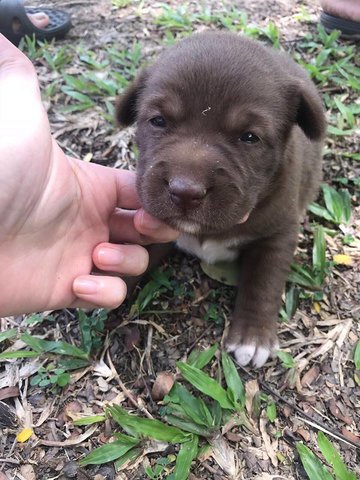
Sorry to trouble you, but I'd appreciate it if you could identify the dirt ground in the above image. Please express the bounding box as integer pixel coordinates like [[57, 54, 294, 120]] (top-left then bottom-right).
[[0, 1, 359, 479]]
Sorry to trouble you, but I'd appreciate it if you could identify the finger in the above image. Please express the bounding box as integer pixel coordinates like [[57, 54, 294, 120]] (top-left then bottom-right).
[[80, 162, 141, 210], [110, 209, 179, 245], [112, 168, 142, 209], [134, 209, 179, 243], [93, 243, 149, 275], [72, 275, 127, 310], [109, 209, 143, 243], [0, 35, 44, 133]]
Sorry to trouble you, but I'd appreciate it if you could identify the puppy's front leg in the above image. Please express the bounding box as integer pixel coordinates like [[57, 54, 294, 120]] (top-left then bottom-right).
[[226, 230, 298, 368]]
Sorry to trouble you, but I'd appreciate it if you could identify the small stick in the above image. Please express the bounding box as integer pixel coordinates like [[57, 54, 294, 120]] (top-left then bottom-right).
[[238, 364, 360, 450], [106, 350, 154, 419]]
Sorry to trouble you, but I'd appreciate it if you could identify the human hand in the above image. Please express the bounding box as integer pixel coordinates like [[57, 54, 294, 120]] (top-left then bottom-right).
[[0, 34, 178, 316]]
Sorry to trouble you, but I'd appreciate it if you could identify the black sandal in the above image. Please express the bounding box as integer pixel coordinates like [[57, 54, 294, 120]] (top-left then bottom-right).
[[0, 0, 72, 46], [320, 11, 360, 40]]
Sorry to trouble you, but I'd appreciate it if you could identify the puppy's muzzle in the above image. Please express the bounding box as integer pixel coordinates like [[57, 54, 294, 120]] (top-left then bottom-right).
[[168, 177, 207, 210]]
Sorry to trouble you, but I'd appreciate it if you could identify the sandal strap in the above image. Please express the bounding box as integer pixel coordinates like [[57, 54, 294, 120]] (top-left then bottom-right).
[[0, 0, 71, 45], [320, 12, 360, 39]]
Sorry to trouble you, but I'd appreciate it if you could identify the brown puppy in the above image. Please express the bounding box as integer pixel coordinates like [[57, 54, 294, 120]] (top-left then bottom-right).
[[116, 31, 325, 368]]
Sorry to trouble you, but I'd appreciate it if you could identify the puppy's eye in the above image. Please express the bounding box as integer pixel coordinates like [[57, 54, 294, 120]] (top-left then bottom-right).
[[150, 116, 167, 128], [239, 132, 260, 144]]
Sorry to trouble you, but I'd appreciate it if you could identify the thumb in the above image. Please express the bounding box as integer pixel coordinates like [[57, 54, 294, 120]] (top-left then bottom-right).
[[0, 34, 46, 140]]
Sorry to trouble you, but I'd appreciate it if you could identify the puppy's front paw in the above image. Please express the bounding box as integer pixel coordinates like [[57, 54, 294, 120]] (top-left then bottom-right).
[[225, 326, 279, 369]]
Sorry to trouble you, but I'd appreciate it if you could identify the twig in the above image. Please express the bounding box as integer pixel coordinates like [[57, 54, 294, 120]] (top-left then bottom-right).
[[145, 324, 154, 377], [237, 365, 360, 450], [0, 458, 20, 465], [106, 350, 154, 419], [186, 324, 214, 355], [319, 86, 346, 93], [37, 425, 97, 447]]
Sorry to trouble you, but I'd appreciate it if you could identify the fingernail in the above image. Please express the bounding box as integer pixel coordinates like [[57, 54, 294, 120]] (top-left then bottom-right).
[[97, 247, 124, 266], [73, 278, 100, 295]]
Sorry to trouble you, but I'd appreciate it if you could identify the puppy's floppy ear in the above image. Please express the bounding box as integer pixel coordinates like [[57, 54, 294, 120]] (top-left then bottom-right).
[[116, 68, 149, 126], [294, 80, 326, 140]]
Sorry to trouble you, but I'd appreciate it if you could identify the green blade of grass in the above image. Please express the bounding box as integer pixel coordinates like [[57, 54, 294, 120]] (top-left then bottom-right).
[[177, 362, 234, 410], [79, 439, 139, 466], [134, 271, 170, 313], [354, 341, 360, 370], [317, 432, 356, 480], [61, 103, 94, 113], [289, 264, 320, 289], [322, 185, 344, 224], [20, 333, 47, 352], [327, 126, 354, 137], [108, 405, 189, 443], [40, 341, 89, 359], [0, 350, 39, 359], [165, 382, 214, 427], [266, 402, 277, 423], [0, 328, 17, 344], [20, 333, 89, 359], [73, 415, 107, 426], [114, 447, 143, 471], [112, 432, 139, 442], [277, 351, 295, 369], [221, 351, 245, 408], [333, 97, 355, 128], [308, 203, 335, 223], [174, 434, 199, 480], [62, 89, 95, 104], [296, 443, 334, 480], [312, 226, 326, 283], [285, 285, 300, 320], [338, 189, 352, 224], [187, 343, 218, 370], [164, 413, 212, 437], [58, 358, 90, 371]]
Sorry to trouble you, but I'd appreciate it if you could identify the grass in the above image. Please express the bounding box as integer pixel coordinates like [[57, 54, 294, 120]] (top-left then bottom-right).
[[7, 3, 359, 479], [297, 432, 357, 480], [76, 345, 246, 478]]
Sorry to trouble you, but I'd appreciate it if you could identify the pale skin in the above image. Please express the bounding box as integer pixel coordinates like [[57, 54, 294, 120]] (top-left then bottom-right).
[[320, 0, 360, 22], [0, 34, 178, 316]]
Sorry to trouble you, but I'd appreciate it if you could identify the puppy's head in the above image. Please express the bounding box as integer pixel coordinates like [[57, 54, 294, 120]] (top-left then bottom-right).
[[116, 32, 325, 235]]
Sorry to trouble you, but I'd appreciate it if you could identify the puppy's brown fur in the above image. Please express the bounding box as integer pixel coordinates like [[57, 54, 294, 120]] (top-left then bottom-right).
[[116, 32, 325, 368]]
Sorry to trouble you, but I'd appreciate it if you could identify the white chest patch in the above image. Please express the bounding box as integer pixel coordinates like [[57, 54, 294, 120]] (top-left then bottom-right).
[[176, 233, 245, 264]]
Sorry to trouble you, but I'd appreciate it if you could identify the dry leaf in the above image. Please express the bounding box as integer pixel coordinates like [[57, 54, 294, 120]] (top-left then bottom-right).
[[210, 434, 239, 478], [328, 399, 353, 425], [301, 366, 320, 387], [259, 415, 278, 467], [0, 386, 19, 401], [151, 372, 174, 401], [340, 427, 360, 445], [93, 359, 113, 378], [20, 465, 36, 480], [226, 431, 243, 443], [313, 302, 321, 313], [333, 254, 353, 266], [16, 428, 33, 443], [245, 379, 259, 417]]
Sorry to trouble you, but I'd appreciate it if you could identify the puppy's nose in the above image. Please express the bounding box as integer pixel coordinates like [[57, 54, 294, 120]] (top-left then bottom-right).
[[168, 177, 207, 209]]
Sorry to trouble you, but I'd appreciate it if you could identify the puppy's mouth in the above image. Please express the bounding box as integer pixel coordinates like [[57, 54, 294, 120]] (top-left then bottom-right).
[[166, 210, 250, 235]]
